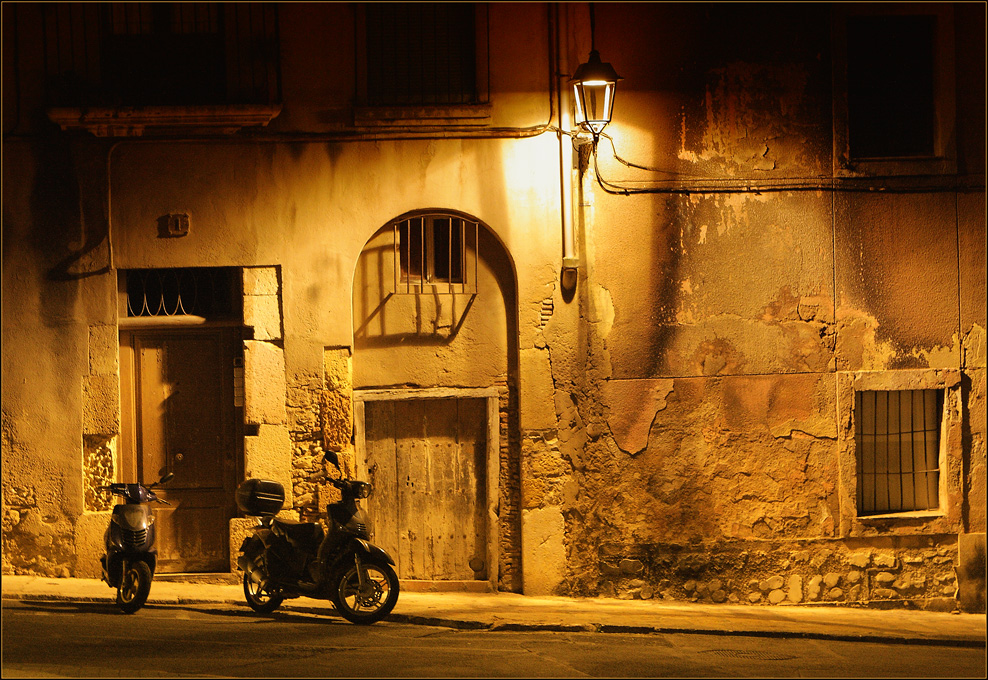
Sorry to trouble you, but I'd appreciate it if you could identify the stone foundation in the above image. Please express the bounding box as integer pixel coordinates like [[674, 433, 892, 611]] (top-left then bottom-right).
[[594, 537, 961, 610]]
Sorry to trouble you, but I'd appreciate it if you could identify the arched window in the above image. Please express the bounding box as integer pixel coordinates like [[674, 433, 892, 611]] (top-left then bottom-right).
[[393, 213, 478, 294]]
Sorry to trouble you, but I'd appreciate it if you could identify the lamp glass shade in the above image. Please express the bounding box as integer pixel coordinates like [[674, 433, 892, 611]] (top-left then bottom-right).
[[570, 50, 621, 137]]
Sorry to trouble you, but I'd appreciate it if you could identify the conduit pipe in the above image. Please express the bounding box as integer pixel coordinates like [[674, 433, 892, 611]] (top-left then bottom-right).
[[557, 4, 579, 292]]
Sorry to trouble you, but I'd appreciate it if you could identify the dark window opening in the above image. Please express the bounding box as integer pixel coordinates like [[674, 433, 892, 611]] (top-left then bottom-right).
[[101, 3, 227, 106], [365, 3, 477, 105], [854, 389, 943, 516], [39, 2, 280, 107], [847, 15, 936, 159], [398, 218, 426, 281], [125, 267, 239, 319], [432, 218, 463, 283]]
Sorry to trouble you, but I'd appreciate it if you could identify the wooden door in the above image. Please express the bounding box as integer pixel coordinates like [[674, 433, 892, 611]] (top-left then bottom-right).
[[364, 398, 487, 580], [120, 328, 241, 572]]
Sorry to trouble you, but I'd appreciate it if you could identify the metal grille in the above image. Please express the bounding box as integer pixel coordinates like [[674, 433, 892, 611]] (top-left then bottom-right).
[[393, 215, 478, 295], [124, 268, 238, 319], [365, 3, 477, 105], [854, 389, 943, 515], [122, 528, 147, 549]]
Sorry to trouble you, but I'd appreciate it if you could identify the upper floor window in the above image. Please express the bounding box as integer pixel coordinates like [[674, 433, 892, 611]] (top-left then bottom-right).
[[832, 4, 956, 176], [846, 15, 935, 159], [41, 2, 280, 108], [102, 3, 226, 106], [354, 3, 490, 126], [364, 3, 478, 106]]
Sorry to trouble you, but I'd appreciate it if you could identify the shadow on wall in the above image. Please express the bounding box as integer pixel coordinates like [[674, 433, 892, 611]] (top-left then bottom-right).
[[30, 125, 110, 285]]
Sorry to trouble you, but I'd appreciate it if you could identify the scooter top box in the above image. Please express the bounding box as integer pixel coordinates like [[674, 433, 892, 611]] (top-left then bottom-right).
[[236, 479, 285, 516]]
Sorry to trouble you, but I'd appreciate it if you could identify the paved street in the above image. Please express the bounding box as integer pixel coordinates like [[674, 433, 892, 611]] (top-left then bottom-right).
[[3, 598, 986, 678]]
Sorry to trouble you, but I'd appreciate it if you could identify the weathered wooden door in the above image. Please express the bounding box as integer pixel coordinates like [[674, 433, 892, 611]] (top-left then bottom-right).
[[120, 328, 240, 572], [364, 398, 487, 580]]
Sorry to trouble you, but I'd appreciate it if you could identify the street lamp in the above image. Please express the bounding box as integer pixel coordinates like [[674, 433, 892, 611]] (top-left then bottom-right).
[[570, 3, 621, 146]]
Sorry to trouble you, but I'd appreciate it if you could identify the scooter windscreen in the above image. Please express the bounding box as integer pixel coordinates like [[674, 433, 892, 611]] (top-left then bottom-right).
[[112, 504, 150, 531]]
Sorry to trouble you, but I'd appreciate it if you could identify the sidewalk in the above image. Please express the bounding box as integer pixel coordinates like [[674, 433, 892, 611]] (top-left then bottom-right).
[[2, 575, 984, 647]]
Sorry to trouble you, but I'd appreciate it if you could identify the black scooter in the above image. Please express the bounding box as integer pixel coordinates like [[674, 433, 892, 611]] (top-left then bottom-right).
[[236, 453, 399, 624], [99, 472, 173, 613]]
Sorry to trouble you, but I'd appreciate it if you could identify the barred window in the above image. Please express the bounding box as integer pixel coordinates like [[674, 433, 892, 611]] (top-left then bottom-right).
[[364, 3, 478, 106], [854, 389, 943, 516], [394, 215, 477, 294]]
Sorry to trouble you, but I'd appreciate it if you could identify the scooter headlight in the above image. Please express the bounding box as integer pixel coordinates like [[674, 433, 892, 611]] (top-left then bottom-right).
[[353, 481, 372, 499]]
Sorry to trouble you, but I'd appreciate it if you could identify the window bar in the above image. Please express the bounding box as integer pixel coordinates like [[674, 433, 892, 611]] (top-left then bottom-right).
[[248, 5, 257, 97], [419, 217, 426, 290], [932, 390, 947, 508], [874, 391, 883, 512], [892, 390, 903, 512], [913, 389, 927, 508], [899, 390, 918, 508], [394, 221, 400, 295], [870, 391, 878, 513], [920, 389, 928, 508], [855, 391, 863, 511], [448, 219, 453, 295], [925, 389, 934, 509], [41, 6, 49, 103], [887, 391, 896, 511], [885, 390, 893, 511], [67, 5, 76, 78]]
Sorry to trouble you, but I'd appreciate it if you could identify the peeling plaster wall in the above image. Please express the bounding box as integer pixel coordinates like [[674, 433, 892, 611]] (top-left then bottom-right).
[[534, 3, 986, 610]]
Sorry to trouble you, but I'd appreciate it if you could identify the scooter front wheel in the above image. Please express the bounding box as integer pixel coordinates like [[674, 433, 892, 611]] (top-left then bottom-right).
[[331, 555, 399, 625], [116, 560, 152, 614], [243, 552, 284, 614]]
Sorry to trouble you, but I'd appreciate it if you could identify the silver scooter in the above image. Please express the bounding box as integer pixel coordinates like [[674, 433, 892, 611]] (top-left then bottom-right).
[[99, 472, 174, 613]]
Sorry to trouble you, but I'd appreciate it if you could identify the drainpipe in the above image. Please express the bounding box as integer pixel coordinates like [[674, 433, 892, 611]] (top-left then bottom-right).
[[557, 4, 579, 293]]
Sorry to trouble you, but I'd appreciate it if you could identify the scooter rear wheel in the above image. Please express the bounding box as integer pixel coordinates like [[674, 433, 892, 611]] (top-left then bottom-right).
[[331, 555, 399, 625], [243, 552, 284, 614], [116, 560, 152, 614]]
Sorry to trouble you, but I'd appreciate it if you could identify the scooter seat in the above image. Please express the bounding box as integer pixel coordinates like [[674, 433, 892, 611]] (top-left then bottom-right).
[[273, 518, 324, 547]]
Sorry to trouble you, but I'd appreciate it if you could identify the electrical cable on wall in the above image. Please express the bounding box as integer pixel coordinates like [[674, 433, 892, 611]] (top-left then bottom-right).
[[590, 135, 986, 196]]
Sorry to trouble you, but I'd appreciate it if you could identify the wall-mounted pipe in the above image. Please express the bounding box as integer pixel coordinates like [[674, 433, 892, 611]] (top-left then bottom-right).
[[557, 4, 579, 293]]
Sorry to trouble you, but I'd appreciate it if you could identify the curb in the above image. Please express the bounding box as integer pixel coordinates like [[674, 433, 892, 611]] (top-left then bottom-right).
[[4, 591, 984, 648]]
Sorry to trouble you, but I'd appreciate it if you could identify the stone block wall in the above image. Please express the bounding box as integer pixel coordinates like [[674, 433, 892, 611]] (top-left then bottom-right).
[[242, 267, 293, 509], [596, 539, 960, 611], [289, 347, 355, 523], [82, 324, 119, 513]]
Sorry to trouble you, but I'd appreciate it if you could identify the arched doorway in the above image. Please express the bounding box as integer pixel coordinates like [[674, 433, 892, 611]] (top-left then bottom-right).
[[351, 210, 521, 591]]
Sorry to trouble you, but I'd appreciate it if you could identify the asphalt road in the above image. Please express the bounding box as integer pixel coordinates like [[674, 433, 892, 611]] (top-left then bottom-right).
[[2, 599, 985, 678]]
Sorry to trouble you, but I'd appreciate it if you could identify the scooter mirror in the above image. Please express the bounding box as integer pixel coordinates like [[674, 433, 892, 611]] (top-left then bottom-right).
[[323, 450, 341, 471]]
